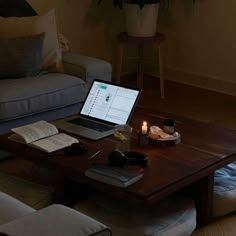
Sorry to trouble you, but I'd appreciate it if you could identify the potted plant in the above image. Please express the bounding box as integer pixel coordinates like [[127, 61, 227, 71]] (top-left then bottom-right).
[[98, 0, 197, 37], [98, 0, 161, 37]]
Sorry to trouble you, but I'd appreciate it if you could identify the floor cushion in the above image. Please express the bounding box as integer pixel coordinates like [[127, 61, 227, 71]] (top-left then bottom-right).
[[213, 162, 236, 217], [0, 73, 86, 121], [74, 193, 197, 236], [0, 192, 35, 225]]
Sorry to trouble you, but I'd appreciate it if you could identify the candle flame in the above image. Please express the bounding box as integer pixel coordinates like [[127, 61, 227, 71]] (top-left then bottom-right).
[[143, 121, 147, 126]]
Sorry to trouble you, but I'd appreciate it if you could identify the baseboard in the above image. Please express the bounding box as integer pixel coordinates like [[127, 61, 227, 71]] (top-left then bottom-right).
[[164, 68, 236, 96]]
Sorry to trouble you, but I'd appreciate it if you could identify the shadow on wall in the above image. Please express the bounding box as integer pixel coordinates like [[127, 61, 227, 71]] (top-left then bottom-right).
[[85, 0, 125, 37], [181, 0, 199, 18], [158, 0, 197, 29], [83, 0, 125, 71]]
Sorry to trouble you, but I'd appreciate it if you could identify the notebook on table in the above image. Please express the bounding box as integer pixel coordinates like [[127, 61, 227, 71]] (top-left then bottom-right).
[[53, 79, 141, 140]]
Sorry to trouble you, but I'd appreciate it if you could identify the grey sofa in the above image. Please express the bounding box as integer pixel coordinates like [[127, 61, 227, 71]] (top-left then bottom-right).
[[0, 192, 111, 236], [0, 52, 112, 134], [0, 0, 112, 134]]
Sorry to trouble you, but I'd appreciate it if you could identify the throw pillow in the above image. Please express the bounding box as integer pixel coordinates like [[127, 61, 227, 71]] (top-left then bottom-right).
[[0, 9, 62, 72], [58, 33, 69, 53], [0, 33, 45, 78]]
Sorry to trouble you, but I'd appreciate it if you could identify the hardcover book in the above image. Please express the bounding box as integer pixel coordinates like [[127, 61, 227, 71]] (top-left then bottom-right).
[[85, 165, 143, 188]]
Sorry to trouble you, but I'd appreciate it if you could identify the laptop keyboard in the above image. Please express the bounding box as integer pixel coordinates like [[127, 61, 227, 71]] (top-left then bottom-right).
[[69, 118, 114, 132]]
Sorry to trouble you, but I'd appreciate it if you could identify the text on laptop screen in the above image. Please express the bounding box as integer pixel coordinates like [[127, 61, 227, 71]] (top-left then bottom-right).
[[80, 81, 140, 125]]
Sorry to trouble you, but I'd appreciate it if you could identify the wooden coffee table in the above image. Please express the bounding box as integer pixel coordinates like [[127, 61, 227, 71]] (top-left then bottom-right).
[[1, 108, 236, 224]]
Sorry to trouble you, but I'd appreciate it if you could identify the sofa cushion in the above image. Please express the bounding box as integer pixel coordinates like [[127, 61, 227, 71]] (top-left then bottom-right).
[[0, 33, 45, 78], [213, 162, 236, 217], [75, 193, 197, 236], [0, 192, 35, 225], [0, 9, 62, 72], [0, 73, 86, 121], [0, 204, 111, 236]]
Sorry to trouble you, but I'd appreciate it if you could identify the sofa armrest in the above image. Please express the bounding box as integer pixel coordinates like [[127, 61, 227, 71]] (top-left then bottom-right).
[[62, 52, 112, 86], [0, 204, 112, 236], [0, 192, 35, 225]]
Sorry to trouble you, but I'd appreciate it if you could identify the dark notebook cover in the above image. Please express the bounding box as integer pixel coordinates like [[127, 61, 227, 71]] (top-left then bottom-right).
[[85, 165, 143, 188]]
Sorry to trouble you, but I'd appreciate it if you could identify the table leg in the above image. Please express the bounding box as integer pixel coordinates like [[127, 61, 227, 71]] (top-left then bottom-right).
[[158, 45, 165, 99], [63, 176, 91, 207], [137, 43, 144, 88], [115, 42, 123, 84], [195, 173, 214, 225]]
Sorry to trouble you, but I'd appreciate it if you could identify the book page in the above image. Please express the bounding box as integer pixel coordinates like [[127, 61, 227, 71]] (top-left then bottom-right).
[[29, 133, 79, 153], [11, 121, 59, 144]]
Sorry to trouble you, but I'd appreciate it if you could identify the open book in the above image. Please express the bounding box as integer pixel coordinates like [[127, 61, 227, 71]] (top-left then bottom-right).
[[8, 120, 79, 153]]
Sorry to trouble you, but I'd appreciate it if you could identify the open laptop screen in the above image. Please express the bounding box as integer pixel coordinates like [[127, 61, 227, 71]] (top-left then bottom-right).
[[80, 80, 141, 125]]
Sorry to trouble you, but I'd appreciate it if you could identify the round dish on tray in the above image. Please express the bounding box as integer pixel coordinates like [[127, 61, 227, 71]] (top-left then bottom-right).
[[148, 131, 181, 145]]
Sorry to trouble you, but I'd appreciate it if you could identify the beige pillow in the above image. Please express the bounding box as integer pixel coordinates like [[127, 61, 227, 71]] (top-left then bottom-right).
[[0, 9, 62, 72]]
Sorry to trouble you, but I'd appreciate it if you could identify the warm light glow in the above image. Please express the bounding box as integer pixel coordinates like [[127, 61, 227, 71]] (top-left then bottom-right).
[[141, 121, 148, 134]]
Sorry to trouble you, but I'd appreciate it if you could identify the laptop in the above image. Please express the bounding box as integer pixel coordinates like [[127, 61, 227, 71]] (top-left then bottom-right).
[[53, 79, 141, 140]]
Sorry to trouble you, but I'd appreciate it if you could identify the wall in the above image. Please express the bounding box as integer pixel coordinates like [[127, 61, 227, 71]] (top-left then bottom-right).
[[27, 0, 236, 95], [160, 0, 236, 95]]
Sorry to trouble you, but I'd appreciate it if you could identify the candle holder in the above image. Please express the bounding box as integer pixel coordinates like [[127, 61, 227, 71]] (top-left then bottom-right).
[[138, 130, 149, 146]]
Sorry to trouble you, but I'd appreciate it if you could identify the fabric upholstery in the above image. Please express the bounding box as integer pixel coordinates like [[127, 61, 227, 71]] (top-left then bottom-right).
[[0, 192, 35, 225], [75, 193, 197, 236], [213, 162, 236, 217], [0, 204, 112, 236], [63, 52, 112, 87], [0, 103, 82, 134], [0, 73, 87, 121], [0, 50, 112, 134], [0, 33, 45, 78], [0, 9, 62, 71]]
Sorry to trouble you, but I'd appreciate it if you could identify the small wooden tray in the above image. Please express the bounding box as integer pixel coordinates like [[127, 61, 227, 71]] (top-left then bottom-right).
[[148, 132, 181, 146]]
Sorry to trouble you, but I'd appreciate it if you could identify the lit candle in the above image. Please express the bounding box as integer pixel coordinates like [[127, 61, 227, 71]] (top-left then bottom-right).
[[141, 121, 148, 134]]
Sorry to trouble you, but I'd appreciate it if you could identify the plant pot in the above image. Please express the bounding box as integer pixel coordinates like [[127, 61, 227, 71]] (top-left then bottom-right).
[[124, 3, 159, 37]]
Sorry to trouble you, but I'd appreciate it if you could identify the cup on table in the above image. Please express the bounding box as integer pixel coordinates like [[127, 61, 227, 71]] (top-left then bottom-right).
[[114, 124, 132, 152]]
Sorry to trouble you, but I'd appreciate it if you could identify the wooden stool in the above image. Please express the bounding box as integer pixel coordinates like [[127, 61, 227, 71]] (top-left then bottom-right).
[[115, 32, 165, 99]]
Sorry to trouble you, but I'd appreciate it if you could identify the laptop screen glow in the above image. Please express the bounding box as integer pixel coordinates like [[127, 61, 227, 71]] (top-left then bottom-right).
[[80, 81, 140, 125]]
